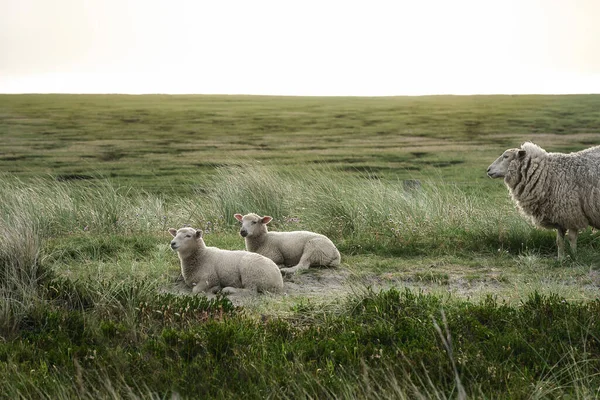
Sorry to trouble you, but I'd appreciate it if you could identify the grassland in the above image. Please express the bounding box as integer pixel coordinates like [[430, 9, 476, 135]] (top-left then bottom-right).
[[2, 94, 600, 192], [1, 94, 600, 398]]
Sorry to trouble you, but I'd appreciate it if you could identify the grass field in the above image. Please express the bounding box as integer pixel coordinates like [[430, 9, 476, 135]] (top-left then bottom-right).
[[1, 94, 600, 398], [2, 94, 600, 192]]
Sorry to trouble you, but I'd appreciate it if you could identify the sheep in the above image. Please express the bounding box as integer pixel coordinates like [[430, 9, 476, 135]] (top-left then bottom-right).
[[168, 227, 283, 294], [487, 142, 600, 259], [233, 213, 341, 274]]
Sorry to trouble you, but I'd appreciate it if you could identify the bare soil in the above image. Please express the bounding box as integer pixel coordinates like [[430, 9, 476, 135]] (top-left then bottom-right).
[[167, 259, 600, 310]]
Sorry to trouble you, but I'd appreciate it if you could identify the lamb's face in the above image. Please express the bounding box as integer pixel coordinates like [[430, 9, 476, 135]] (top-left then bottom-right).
[[168, 227, 201, 252], [487, 148, 523, 179], [234, 213, 271, 238]]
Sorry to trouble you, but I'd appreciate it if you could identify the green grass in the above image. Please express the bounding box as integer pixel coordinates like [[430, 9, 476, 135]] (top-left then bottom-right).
[[2, 94, 600, 193], [2, 287, 600, 399], [1, 94, 600, 398]]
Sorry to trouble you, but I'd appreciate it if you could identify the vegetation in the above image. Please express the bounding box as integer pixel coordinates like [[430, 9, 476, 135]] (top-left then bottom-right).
[[1, 94, 599, 398], [2, 94, 600, 193]]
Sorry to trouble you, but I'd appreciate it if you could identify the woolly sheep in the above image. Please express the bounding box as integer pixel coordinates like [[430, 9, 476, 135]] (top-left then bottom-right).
[[168, 227, 283, 294], [233, 213, 341, 274], [487, 142, 600, 259]]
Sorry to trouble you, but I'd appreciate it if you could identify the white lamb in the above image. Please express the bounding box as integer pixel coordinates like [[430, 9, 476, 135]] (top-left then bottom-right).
[[234, 213, 341, 274], [487, 142, 600, 259], [168, 227, 283, 294]]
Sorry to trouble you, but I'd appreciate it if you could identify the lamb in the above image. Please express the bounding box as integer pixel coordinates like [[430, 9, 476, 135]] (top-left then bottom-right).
[[168, 227, 283, 294], [487, 142, 600, 259], [233, 213, 341, 274]]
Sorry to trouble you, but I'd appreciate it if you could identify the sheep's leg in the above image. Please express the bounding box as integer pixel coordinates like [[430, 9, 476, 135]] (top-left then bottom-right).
[[279, 242, 314, 275], [221, 287, 258, 297], [279, 254, 312, 275], [220, 286, 239, 295], [207, 285, 222, 294], [556, 228, 566, 260], [279, 264, 308, 275], [567, 229, 578, 256], [280, 239, 339, 275], [192, 284, 220, 295]]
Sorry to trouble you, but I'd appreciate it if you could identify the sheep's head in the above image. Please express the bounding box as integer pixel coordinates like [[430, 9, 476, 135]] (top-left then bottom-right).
[[234, 213, 272, 238], [168, 227, 202, 253], [487, 148, 525, 179]]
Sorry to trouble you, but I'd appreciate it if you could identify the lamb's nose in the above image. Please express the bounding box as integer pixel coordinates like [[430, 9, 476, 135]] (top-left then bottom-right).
[[240, 229, 248, 237], [170, 241, 176, 248]]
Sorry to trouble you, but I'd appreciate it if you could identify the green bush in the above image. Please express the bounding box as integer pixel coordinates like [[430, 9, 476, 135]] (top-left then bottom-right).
[[1, 286, 600, 398]]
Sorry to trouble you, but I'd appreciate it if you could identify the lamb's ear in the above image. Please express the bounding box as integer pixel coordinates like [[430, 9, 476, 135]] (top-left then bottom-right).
[[195, 229, 203, 238], [262, 216, 273, 224], [233, 213, 243, 222], [518, 150, 526, 159], [168, 228, 177, 237]]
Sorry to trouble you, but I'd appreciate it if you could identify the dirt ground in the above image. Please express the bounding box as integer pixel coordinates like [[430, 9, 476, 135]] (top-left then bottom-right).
[[170, 265, 525, 308], [168, 258, 600, 310]]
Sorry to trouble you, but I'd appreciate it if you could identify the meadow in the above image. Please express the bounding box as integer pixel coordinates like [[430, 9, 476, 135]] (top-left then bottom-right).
[[1, 94, 600, 398]]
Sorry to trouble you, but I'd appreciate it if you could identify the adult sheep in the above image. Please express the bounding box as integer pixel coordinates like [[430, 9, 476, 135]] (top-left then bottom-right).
[[168, 227, 283, 294], [234, 213, 341, 275], [487, 142, 600, 259]]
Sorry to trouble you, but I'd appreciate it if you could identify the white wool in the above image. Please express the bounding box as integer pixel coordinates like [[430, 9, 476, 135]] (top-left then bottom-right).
[[234, 213, 341, 275], [488, 142, 600, 259], [168, 227, 283, 294]]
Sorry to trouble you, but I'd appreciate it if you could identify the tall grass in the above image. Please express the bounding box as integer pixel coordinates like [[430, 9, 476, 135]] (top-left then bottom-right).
[[0, 165, 586, 263], [200, 165, 560, 257], [0, 176, 180, 237], [204, 165, 294, 223], [0, 221, 43, 337], [0, 176, 163, 338], [1, 164, 594, 273]]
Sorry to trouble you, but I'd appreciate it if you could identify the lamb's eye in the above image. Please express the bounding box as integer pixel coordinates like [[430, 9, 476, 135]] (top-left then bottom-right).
[[185, 235, 191, 238], [503, 154, 509, 159], [251, 221, 257, 225]]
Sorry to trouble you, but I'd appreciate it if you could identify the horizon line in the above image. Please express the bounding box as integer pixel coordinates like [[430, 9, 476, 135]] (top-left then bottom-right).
[[1, 92, 599, 97]]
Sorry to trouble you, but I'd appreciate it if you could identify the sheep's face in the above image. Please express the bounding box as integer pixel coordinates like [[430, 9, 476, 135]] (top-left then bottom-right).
[[487, 148, 525, 179], [234, 213, 272, 238], [168, 227, 202, 252]]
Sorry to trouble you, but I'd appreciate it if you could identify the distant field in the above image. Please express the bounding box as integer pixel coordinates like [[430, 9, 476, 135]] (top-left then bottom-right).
[[2, 94, 600, 194], [2, 94, 600, 398]]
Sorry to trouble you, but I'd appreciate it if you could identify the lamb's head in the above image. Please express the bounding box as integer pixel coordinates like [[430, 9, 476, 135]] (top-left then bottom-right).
[[168, 227, 203, 253], [233, 213, 272, 238], [487, 147, 525, 179]]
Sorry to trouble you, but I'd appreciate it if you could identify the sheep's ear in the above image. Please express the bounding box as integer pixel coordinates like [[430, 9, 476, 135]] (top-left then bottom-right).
[[518, 150, 526, 159], [262, 216, 273, 224], [168, 228, 177, 237], [233, 213, 243, 222], [195, 229, 203, 238]]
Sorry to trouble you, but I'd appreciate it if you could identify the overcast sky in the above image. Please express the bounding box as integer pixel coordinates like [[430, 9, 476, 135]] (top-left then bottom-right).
[[2, 0, 599, 95]]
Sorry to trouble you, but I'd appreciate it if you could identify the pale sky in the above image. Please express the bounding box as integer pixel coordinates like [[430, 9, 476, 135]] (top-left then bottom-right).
[[2, 0, 600, 95]]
